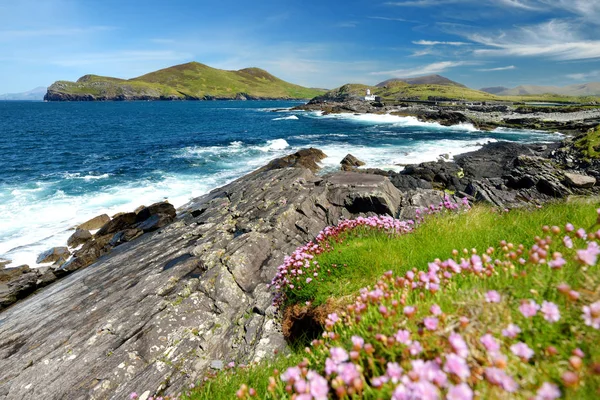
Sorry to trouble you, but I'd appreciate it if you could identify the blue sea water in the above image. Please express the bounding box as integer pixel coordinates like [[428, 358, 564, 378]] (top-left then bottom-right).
[[0, 100, 562, 267]]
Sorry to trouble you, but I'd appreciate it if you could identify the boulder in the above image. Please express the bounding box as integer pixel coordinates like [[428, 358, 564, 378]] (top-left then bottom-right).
[[563, 172, 596, 188], [67, 229, 92, 248], [0, 265, 38, 310], [58, 234, 114, 274], [135, 214, 173, 233], [96, 212, 137, 236], [454, 142, 537, 180], [340, 154, 366, 171], [36, 247, 70, 265], [259, 148, 327, 173], [135, 201, 176, 223], [78, 214, 110, 231]]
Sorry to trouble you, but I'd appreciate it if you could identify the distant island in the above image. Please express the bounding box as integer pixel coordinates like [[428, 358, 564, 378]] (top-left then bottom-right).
[[0, 86, 47, 101], [44, 62, 326, 101], [481, 82, 600, 97]]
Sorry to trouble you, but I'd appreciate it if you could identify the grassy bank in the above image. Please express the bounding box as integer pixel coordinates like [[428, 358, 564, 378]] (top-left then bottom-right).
[[188, 198, 600, 399]]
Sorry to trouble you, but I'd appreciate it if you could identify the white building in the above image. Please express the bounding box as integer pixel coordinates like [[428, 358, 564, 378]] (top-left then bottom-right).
[[364, 89, 376, 101]]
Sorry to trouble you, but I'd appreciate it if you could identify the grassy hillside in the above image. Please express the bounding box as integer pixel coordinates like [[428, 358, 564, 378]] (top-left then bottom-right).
[[574, 125, 600, 160], [186, 199, 600, 399], [45, 62, 325, 101]]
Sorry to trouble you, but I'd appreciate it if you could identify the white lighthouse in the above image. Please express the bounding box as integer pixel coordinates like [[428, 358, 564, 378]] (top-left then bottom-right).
[[364, 88, 376, 101]]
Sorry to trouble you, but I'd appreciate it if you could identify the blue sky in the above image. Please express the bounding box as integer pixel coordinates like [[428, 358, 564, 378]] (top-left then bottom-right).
[[1, 0, 600, 93]]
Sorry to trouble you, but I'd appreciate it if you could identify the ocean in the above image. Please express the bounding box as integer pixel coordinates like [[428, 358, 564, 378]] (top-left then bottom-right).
[[0, 100, 562, 268]]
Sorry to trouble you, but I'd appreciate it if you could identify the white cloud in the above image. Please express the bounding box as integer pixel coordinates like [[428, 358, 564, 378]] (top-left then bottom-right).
[[370, 61, 472, 77], [476, 65, 516, 71], [413, 40, 469, 46], [567, 70, 600, 81]]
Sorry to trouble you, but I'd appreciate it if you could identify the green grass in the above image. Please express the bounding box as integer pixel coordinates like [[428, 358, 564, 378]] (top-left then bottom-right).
[[188, 199, 600, 399], [574, 125, 600, 160], [47, 62, 325, 100]]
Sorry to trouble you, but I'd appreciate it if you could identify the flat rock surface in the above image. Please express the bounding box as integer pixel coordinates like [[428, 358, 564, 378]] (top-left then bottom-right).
[[0, 163, 439, 400]]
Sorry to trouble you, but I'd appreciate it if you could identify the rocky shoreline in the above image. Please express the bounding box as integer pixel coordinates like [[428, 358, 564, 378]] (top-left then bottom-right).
[[293, 100, 600, 135], [0, 138, 598, 399]]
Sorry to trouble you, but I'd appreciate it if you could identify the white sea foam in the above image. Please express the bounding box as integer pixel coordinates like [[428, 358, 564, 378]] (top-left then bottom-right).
[[272, 115, 299, 121], [258, 139, 290, 151], [315, 112, 479, 131]]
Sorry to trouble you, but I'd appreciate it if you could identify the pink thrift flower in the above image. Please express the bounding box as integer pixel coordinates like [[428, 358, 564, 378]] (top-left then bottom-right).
[[330, 347, 349, 364], [485, 367, 518, 392], [485, 290, 501, 303], [424, 317, 439, 331], [541, 301, 561, 323], [576, 228, 586, 239], [386, 362, 404, 383], [449, 333, 469, 358], [430, 304, 442, 316], [502, 323, 521, 338], [305, 277, 312, 283], [444, 353, 471, 381], [351, 335, 364, 349], [535, 382, 561, 400], [563, 236, 573, 249], [480, 334, 500, 353], [565, 223, 574, 232], [548, 255, 566, 269], [409, 340, 423, 356], [395, 329, 412, 345], [307, 371, 329, 399], [447, 383, 473, 400], [577, 242, 600, 266], [371, 375, 389, 388], [282, 366, 302, 382], [337, 362, 360, 385], [582, 300, 600, 329], [129, 393, 139, 400], [294, 378, 308, 393], [404, 306, 416, 317], [519, 299, 540, 318], [510, 342, 534, 360]]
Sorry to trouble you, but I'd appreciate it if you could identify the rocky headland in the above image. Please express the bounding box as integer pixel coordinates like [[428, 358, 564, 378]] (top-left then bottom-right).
[[1, 134, 599, 398], [293, 99, 600, 135]]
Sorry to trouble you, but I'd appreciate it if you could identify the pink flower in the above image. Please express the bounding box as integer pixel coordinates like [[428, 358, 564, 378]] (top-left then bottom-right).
[[485, 367, 518, 392], [386, 362, 404, 383], [577, 242, 599, 266], [424, 317, 439, 331], [330, 347, 349, 364], [563, 236, 573, 249], [395, 329, 412, 345], [502, 323, 521, 338], [548, 254, 566, 269], [282, 366, 302, 382], [351, 335, 364, 349], [447, 383, 473, 400], [337, 362, 361, 385], [535, 382, 561, 400], [582, 300, 600, 329], [430, 304, 442, 315], [305, 277, 312, 283], [372, 375, 389, 388], [449, 333, 469, 358], [404, 306, 416, 317], [444, 353, 471, 381], [485, 290, 501, 303], [541, 301, 561, 323], [480, 334, 500, 353], [519, 299, 540, 318], [510, 342, 534, 360], [129, 393, 138, 400], [307, 370, 329, 399], [409, 340, 423, 356]]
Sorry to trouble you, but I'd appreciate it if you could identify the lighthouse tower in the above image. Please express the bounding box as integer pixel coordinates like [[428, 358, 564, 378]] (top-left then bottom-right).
[[364, 89, 376, 101]]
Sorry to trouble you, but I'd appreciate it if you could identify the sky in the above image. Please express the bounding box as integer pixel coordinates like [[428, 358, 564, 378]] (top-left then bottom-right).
[[1, 0, 600, 93]]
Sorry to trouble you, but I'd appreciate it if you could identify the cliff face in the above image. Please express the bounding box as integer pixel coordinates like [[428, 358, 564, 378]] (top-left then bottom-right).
[[44, 62, 325, 101]]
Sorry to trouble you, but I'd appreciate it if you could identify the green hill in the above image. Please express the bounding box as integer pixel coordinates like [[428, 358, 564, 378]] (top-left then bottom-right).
[[44, 62, 326, 101]]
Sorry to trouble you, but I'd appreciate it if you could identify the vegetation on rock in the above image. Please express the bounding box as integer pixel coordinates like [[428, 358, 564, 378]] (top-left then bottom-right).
[[186, 199, 600, 399], [574, 125, 600, 160]]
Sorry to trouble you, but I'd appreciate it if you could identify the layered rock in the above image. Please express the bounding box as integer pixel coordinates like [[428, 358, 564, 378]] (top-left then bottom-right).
[[0, 151, 454, 400]]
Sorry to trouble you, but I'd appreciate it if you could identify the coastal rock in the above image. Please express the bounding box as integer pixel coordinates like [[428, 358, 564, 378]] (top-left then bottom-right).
[[78, 214, 110, 231], [0, 259, 10, 269], [36, 247, 70, 265], [0, 151, 414, 400], [563, 172, 596, 188], [259, 148, 326, 173], [67, 229, 92, 248], [96, 212, 137, 236], [0, 266, 38, 310], [135, 202, 176, 223], [340, 154, 366, 171]]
